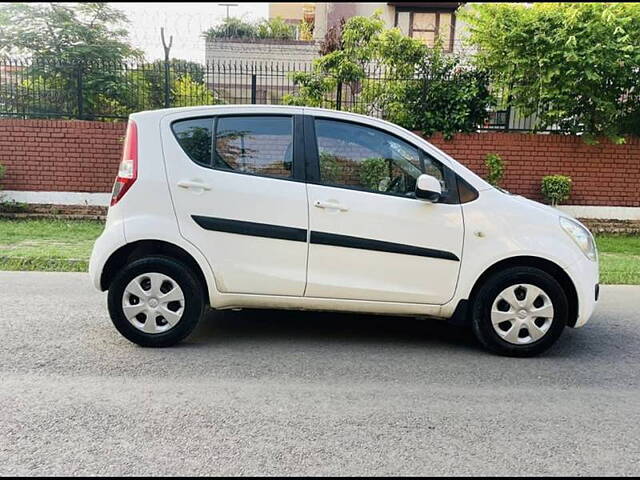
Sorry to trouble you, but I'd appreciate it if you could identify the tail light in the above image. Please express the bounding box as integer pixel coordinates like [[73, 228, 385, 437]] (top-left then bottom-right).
[[111, 120, 138, 206]]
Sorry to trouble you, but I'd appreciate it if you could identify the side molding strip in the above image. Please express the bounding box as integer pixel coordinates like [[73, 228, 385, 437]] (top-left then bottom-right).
[[191, 215, 307, 242], [191, 215, 459, 261], [310, 231, 460, 261]]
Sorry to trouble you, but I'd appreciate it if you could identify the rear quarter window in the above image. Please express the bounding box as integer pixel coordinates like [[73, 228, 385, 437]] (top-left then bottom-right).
[[171, 117, 213, 166]]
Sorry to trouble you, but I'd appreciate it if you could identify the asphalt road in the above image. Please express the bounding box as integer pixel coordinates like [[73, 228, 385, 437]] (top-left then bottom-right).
[[1, 271, 639, 476]]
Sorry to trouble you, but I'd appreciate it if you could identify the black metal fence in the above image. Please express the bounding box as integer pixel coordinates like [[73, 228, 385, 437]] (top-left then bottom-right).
[[0, 57, 542, 131]]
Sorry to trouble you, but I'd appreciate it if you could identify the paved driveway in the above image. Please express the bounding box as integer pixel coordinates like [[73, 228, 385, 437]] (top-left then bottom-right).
[[1, 271, 639, 476]]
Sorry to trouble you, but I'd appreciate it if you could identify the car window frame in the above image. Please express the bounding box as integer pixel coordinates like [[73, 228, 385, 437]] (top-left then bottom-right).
[[170, 113, 306, 183], [304, 115, 460, 204]]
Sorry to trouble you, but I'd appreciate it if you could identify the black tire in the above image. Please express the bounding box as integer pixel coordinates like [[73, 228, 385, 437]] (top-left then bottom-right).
[[471, 266, 568, 357], [107, 256, 205, 347]]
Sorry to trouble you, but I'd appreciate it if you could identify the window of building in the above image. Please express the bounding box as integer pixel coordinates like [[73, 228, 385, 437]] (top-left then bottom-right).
[[396, 9, 456, 53]]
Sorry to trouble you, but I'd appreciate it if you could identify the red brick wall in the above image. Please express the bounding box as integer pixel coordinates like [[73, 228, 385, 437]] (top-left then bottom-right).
[[0, 119, 638, 207], [0, 119, 126, 193], [428, 132, 640, 207]]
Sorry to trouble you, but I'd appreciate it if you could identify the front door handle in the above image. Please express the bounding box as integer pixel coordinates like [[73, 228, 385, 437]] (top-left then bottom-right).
[[177, 180, 211, 191], [314, 200, 348, 212]]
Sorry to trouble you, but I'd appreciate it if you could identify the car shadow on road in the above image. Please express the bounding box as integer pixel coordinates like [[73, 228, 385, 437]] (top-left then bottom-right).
[[178, 307, 617, 361], [186, 307, 482, 352]]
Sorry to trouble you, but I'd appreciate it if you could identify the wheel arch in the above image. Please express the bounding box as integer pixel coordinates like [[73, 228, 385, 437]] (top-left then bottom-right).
[[100, 239, 211, 305], [474, 256, 578, 327], [454, 255, 579, 328]]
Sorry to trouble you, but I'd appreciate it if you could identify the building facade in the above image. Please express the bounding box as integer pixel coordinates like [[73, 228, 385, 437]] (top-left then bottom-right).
[[312, 2, 469, 54], [204, 3, 471, 106], [268, 3, 316, 26], [206, 3, 470, 67]]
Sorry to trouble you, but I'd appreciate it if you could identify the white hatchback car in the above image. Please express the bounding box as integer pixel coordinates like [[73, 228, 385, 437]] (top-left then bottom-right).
[[89, 105, 599, 356]]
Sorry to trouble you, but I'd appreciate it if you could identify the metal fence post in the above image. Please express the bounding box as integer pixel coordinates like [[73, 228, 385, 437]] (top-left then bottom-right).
[[251, 74, 257, 104], [503, 83, 514, 131], [76, 63, 84, 120], [336, 81, 342, 110], [504, 106, 512, 131], [161, 27, 173, 108], [163, 59, 171, 108]]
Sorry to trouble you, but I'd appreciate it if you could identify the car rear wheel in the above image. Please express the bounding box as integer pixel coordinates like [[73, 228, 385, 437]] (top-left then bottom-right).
[[107, 256, 204, 347], [471, 266, 568, 357]]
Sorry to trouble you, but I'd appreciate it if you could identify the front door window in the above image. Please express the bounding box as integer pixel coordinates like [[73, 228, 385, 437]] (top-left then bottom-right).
[[314, 119, 447, 197]]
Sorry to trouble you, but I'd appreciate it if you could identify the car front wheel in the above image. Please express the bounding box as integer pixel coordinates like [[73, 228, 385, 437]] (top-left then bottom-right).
[[471, 266, 568, 357], [107, 256, 205, 347]]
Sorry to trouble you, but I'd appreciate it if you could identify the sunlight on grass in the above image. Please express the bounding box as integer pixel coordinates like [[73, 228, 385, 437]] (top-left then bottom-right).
[[596, 235, 640, 285], [0, 218, 104, 272]]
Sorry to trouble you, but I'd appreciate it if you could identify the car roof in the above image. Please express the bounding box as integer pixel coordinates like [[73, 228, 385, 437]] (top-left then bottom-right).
[[132, 104, 383, 120], [132, 105, 411, 136]]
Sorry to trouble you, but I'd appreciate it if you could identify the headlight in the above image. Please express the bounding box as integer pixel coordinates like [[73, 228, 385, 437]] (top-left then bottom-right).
[[560, 217, 597, 261]]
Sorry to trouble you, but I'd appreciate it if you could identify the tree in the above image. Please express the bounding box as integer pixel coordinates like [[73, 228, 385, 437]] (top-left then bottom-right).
[[141, 59, 206, 108], [0, 2, 141, 118], [284, 13, 421, 109], [172, 74, 216, 107], [460, 2, 640, 142], [0, 2, 139, 62], [318, 19, 345, 55], [361, 41, 493, 137], [284, 12, 492, 138]]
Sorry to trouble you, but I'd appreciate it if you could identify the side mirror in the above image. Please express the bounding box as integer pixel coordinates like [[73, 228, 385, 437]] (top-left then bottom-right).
[[415, 174, 442, 202]]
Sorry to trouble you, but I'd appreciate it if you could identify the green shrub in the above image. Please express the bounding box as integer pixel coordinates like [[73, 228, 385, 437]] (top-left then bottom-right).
[[0, 200, 28, 213], [203, 16, 296, 41], [204, 17, 258, 40], [541, 175, 572, 206], [484, 153, 504, 187], [299, 19, 314, 41], [257, 17, 296, 40], [172, 74, 216, 107]]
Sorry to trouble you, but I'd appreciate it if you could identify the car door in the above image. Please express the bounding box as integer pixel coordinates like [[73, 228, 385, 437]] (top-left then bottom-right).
[[161, 108, 309, 296], [304, 114, 464, 305]]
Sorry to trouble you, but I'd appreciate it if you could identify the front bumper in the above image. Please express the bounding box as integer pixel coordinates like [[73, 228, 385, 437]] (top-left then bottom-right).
[[565, 254, 599, 328]]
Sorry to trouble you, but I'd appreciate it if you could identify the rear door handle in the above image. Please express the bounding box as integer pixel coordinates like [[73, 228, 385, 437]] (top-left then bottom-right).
[[177, 180, 211, 191], [314, 200, 348, 212]]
